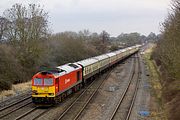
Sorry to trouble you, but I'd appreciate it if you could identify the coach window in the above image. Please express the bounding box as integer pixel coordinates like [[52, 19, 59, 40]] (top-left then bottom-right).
[[85, 68, 87, 74]]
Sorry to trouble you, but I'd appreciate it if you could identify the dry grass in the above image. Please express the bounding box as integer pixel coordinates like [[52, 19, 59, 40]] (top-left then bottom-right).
[[0, 81, 31, 101], [12, 81, 31, 92], [143, 44, 167, 120]]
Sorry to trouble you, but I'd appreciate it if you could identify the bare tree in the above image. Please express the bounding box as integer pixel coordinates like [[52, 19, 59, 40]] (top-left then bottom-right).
[[3, 4, 49, 45], [1, 4, 50, 75], [101, 30, 110, 43], [0, 17, 9, 41]]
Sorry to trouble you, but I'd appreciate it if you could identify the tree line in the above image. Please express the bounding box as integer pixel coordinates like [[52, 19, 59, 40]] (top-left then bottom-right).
[[111, 32, 160, 48]]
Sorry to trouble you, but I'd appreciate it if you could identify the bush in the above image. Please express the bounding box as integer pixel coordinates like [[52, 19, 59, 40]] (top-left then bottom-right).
[[0, 44, 24, 90], [152, 0, 180, 119]]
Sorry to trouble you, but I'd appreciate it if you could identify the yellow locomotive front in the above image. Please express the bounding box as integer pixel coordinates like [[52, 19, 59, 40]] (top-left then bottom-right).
[[32, 71, 55, 104]]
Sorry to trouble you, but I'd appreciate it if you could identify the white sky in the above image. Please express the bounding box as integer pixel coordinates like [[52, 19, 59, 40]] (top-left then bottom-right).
[[0, 0, 171, 36]]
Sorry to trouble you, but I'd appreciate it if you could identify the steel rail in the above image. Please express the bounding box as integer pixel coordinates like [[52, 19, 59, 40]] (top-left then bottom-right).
[[0, 95, 31, 112], [15, 107, 38, 120], [0, 100, 32, 119], [125, 54, 141, 120]]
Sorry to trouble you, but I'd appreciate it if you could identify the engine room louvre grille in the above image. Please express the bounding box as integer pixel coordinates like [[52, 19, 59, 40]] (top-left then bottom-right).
[[40, 68, 65, 75], [68, 63, 78, 68]]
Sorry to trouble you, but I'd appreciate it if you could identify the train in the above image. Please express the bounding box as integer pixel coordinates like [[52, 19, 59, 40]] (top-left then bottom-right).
[[31, 45, 141, 104]]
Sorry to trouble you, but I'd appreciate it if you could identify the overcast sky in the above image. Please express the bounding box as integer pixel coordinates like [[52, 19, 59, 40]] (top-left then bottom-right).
[[0, 0, 171, 36]]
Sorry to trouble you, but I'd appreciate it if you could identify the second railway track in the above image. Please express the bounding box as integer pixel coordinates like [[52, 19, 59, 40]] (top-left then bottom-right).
[[109, 54, 141, 120]]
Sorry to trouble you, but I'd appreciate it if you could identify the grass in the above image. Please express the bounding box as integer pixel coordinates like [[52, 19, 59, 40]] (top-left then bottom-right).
[[0, 81, 31, 101], [143, 44, 167, 120]]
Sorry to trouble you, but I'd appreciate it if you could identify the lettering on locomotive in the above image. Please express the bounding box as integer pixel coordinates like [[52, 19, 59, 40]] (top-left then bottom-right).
[[65, 78, 70, 84]]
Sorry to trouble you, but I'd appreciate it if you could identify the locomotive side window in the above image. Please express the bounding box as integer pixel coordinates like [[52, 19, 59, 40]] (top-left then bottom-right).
[[77, 71, 80, 81], [55, 78, 59, 84], [44, 78, 53, 85], [34, 78, 42, 85]]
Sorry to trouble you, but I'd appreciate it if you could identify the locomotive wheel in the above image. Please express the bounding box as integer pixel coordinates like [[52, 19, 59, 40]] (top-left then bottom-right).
[[73, 86, 77, 92], [62, 93, 67, 101]]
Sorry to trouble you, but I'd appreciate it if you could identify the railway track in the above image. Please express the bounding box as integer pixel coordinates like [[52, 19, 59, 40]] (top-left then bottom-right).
[[0, 96, 32, 119], [56, 68, 114, 120], [15, 107, 37, 120], [0, 95, 31, 112], [109, 54, 140, 120], [31, 107, 51, 120], [30, 81, 99, 120], [14, 106, 51, 120]]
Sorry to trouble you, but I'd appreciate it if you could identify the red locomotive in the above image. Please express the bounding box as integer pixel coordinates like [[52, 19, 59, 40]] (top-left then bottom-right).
[[32, 63, 82, 104]]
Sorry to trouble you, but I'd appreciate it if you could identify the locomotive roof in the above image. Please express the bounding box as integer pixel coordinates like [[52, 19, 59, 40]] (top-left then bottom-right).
[[76, 58, 99, 67], [38, 67, 66, 76], [37, 63, 81, 77]]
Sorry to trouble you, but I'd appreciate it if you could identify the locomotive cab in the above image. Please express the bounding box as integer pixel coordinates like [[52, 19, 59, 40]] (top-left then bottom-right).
[[32, 69, 61, 104]]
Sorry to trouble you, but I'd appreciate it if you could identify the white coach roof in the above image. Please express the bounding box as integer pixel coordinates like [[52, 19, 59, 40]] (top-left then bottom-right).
[[106, 52, 117, 57], [56, 63, 81, 73], [76, 58, 99, 67], [93, 54, 109, 60]]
